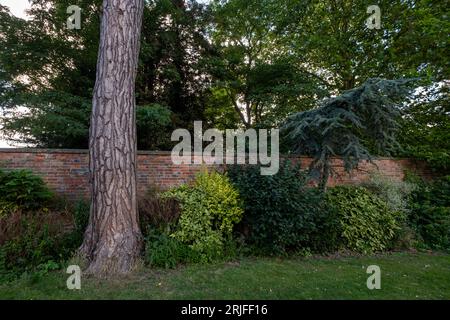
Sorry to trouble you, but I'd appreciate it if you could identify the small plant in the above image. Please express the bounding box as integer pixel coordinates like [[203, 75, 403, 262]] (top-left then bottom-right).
[[0, 201, 18, 219], [144, 229, 199, 269], [0, 209, 77, 281], [0, 169, 53, 209]]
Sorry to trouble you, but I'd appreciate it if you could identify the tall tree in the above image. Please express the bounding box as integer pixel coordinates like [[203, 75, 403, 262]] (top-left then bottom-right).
[[209, 0, 326, 129], [80, 0, 144, 275], [281, 78, 414, 190], [275, 0, 449, 91]]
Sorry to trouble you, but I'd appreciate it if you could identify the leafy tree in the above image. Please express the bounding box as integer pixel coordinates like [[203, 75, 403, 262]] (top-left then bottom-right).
[[281, 78, 414, 190], [209, 0, 327, 128], [398, 83, 450, 172], [274, 0, 449, 91], [136, 104, 173, 150], [0, 0, 100, 148]]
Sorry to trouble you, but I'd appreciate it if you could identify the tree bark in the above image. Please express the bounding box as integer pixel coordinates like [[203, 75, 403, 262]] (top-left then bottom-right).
[[80, 0, 144, 275]]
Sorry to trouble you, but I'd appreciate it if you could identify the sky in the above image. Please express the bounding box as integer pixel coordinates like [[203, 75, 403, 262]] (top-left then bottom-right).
[[0, 0, 211, 18], [0, 0, 30, 20]]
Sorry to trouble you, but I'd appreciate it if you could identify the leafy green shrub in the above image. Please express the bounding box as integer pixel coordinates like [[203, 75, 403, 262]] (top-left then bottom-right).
[[228, 162, 338, 255], [162, 170, 243, 262], [0, 169, 53, 209], [362, 173, 419, 249], [408, 176, 450, 250], [326, 186, 403, 254], [362, 173, 416, 214], [144, 229, 201, 269]]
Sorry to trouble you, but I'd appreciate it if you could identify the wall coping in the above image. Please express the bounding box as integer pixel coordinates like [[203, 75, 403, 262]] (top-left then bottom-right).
[[0, 148, 419, 161]]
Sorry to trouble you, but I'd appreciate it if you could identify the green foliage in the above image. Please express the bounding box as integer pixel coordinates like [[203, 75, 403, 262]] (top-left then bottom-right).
[[326, 186, 403, 254], [361, 173, 419, 249], [138, 186, 181, 238], [398, 85, 450, 172], [281, 78, 414, 189], [144, 229, 201, 269], [163, 170, 243, 262], [228, 162, 338, 254], [0, 210, 76, 282], [0, 0, 214, 149], [70, 200, 90, 245], [210, 0, 326, 128], [136, 104, 173, 150], [362, 173, 416, 214], [408, 176, 450, 250], [0, 169, 53, 209], [0, 201, 18, 219]]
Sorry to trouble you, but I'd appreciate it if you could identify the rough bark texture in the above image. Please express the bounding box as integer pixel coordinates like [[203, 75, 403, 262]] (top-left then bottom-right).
[[80, 0, 144, 275]]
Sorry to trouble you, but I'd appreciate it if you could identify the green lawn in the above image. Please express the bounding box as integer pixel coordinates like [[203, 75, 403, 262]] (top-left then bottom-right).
[[0, 252, 449, 300]]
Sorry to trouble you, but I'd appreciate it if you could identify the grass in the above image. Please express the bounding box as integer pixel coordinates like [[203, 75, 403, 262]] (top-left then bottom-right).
[[0, 251, 449, 300]]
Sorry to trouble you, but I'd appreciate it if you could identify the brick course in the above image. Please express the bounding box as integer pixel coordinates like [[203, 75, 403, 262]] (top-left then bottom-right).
[[0, 149, 436, 201]]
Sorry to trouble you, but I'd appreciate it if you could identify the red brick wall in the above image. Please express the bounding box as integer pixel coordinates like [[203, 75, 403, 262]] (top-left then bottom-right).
[[0, 149, 435, 201]]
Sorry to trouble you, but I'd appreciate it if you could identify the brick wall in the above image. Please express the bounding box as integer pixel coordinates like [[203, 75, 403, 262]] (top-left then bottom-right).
[[0, 149, 435, 201]]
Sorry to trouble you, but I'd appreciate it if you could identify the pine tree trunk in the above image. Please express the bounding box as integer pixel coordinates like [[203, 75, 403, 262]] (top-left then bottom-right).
[[80, 0, 144, 275]]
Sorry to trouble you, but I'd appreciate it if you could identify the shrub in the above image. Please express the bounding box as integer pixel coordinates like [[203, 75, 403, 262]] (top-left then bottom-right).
[[144, 229, 200, 269], [228, 162, 338, 255], [362, 173, 416, 214], [362, 173, 419, 249], [0, 209, 75, 281], [0, 169, 53, 209], [326, 186, 403, 254], [162, 170, 243, 262], [408, 176, 450, 250], [138, 187, 180, 237]]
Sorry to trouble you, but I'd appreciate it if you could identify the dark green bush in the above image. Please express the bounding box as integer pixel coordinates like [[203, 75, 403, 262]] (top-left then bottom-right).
[[326, 186, 403, 254], [408, 176, 450, 250], [228, 162, 337, 255], [0, 198, 89, 282], [144, 229, 201, 269], [0, 210, 75, 281], [0, 169, 53, 209], [71, 200, 90, 243]]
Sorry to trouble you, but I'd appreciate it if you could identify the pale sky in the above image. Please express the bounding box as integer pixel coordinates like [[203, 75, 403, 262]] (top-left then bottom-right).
[[0, 0, 31, 20]]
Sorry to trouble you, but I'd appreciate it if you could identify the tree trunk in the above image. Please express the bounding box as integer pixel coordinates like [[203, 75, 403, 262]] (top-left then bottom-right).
[[80, 0, 144, 275]]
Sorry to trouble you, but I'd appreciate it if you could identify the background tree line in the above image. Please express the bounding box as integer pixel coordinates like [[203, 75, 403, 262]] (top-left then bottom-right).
[[0, 0, 448, 169]]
